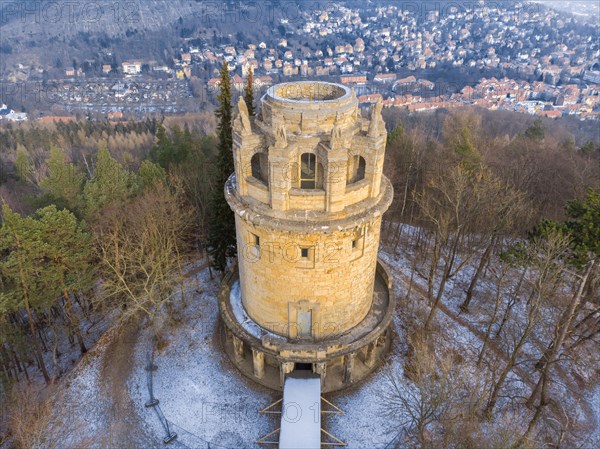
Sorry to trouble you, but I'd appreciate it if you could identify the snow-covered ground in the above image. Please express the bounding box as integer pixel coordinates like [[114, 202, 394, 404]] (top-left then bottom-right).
[[35, 328, 115, 449], [128, 269, 276, 448], [43, 242, 599, 448], [126, 267, 408, 448]]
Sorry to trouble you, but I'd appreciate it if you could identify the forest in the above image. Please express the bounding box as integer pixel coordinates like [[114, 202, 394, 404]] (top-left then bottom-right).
[[378, 106, 599, 447], [0, 93, 599, 447]]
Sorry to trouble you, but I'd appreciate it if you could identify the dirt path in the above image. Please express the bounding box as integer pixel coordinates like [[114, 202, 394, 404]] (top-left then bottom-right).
[[387, 258, 596, 433], [97, 258, 211, 448], [100, 322, 162, 448]]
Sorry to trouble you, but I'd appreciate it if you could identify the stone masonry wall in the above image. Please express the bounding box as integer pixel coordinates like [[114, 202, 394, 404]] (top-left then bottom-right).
[[236, 214, 383, 338], [227, 81, 392, 341]]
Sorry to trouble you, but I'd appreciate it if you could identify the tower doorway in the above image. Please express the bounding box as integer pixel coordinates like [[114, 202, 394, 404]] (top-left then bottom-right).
[[297, 309, 312, 338], [295, 363, 313, 371]]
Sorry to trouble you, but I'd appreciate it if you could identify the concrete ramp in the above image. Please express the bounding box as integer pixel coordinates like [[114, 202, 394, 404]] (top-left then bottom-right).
[[279, 373, 321, 449]]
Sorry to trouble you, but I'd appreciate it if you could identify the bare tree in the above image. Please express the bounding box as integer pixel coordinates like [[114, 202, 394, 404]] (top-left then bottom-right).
[[93, 182, 194, 340], [415, 165, 494, 330], [383, 333, 461, 448], [484, 232, 570, 420], [7, 384, 102, 449]]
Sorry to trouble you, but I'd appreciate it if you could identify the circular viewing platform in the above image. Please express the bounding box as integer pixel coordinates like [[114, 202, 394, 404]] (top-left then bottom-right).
[[268, 81, 351, 103], [218, 259, 395, 393], [260, 81, 359, 135]]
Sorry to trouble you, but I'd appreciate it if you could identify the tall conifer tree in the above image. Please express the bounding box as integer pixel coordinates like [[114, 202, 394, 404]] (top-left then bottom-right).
[[244, 67, 255, 116], [208, 62, 236, 271], [40, 145, 85, 213]]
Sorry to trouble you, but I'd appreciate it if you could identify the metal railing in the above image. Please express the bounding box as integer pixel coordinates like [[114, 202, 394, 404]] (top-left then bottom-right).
[[144, 341, 241, 449]]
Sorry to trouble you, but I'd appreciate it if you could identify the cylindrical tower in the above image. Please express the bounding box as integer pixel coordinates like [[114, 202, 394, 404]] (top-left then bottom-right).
[[219, 81, 395, 392]]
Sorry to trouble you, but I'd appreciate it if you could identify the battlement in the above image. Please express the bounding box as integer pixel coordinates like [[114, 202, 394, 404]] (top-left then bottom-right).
[[232, 81, 387, 215]]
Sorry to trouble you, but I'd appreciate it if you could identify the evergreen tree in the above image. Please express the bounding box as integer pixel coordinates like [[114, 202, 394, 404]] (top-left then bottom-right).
[[138, 160, 166, 189], [579, 141, 597, 155], [386, 123, 404, 145], [565, 188, 600, 263], [207, 62, 236, 272], [452, 126, 481, 166], [536, 187, 600, 267], [40, 145, 85, 213], [244, 67, 255, 117], [150, 124, 194, 170], [171, 124, 191, 165], [522, 118, 545, 142], [149, 124, 172, 168], [0, 204, 51, 383], [35, 205, 93, 355], [83, 141, 136, 217], [0, 203, 93, 382]]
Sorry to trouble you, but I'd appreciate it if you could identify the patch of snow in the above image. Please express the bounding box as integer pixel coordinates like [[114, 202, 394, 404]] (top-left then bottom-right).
[[591, 385, 600, 445], [45, 241, 599, 448], [229, 280, 286, 342], [230, 280, 263, 339], [279, 375, 321, 449], [326, 314, 407, 447], [128, 269, 276, 448], [43, 331, 111, 449], [128, 268, 410, 448]]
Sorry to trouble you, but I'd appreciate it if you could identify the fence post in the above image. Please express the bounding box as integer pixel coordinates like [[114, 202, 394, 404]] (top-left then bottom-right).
[[145, 350, 159, 408]]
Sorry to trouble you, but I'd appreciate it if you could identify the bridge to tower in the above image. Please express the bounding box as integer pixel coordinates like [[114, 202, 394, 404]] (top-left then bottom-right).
[[257, 372, 346, 448]]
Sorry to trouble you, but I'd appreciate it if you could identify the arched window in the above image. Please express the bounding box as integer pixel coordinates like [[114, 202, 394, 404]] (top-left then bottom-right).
[[251, 153, 268, 186], [347, 155, 366, 184], [299, 153, 323, 189]]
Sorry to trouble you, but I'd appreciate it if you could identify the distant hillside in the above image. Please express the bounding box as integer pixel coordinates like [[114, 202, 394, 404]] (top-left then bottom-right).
[[0, 0, 278, 71], [531, 0, 600, 21], [0, 0, 523, 73]]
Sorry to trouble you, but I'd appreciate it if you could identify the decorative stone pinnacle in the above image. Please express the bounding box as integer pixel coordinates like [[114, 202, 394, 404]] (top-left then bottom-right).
[[237, 96, 252, 135], [368, 98, 384, 137]]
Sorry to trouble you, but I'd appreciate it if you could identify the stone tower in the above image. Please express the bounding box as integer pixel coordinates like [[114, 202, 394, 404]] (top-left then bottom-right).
[[219, 81, 395, 392]]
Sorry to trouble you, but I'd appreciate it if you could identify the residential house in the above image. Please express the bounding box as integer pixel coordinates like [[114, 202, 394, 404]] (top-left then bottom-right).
[[122, 61, 142, 75], [358, 93, 383, 104], [340, 75, 367, 85], [232, 74, 245, 91], [374, 73, 397, 83]]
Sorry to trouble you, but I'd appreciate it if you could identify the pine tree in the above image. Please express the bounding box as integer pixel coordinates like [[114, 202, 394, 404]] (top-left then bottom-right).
[[536, 187, 600, 267], [15, 145, 32, 184], [150, 123, 195, 170], [452, 126, 481, 167], [244, 67, 255, 117], [83, 141, 135, 217], [0, 203, 51, 383], [138, 160, 166, 190], [40, 145, 85, 213], [523, 118, 545, 142], [207, 62, 237, 272], [35, 205, 93, 355], [149, 124, 173, 168]]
